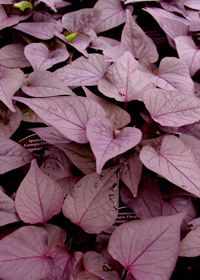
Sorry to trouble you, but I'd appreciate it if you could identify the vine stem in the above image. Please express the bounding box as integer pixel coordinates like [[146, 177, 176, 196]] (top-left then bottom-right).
[[140, 117, 153, 131], [124, 101, 127, 111], [121, 268, 128, 280]]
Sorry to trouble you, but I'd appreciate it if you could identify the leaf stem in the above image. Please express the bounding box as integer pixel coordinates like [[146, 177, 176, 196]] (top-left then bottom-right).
[[121, 268, 128, 280], [140, 117, 153, 131]]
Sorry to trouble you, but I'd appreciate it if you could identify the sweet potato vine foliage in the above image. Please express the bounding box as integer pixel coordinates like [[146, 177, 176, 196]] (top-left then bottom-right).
[[1, 0, 200, 279]]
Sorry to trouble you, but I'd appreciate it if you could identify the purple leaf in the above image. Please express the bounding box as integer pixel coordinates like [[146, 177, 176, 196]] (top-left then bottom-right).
[[21, 70, 74, 97], [142, 57, 194, 95], [121, 176, 162, 219], [86, 116, 142, 174], [24, 43, 69, 70], [13, 22, 63, 40], [100, 246, 123, 275], [77, 251, 120, 280], [162, 196, 198, 234], [54, 53, 110, 86], [83, 86, 131, 129], [143, 88, 200, 127], [139, 135, 200, 197], [94, 0, 131, 34], [179, 133, 200, 162], [121, 10, 158, 63], [13, 96, 106, 143], [0, 5, 21, 30], [98, 52, 154, 103], [0, 68, 24, 112], [15, 159, 64, 224], [143, 7, 189, 45], [174, 36, 200, 77], [0, 226, 54, 280], [30, 127, 71, 145], [183, 0, 200, 10], [38, 223, 66, 246], [62, 7, 101, 33], [108, 213, 186, 280], [0, 135, 33, 174], [90, 36, 120, 52], [57, 142, 96, 174], [0, 105, 21, 138], [187, 217, 200, 230], [120, 154, 143, 197], [62, 167, 120, 234], [0, 190, 20, 226], [0, 44, 31, 68], [38, 0, 62, 12], [179, 226, 200, 257]]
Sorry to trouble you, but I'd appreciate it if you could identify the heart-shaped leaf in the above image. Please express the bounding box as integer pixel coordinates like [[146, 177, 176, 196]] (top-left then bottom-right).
[[77, 251, 120, 280], [0, 226, 54, 280], [62, 167, 120, 234], [0, 190, 20, 226], [180, 226, 200, 257], [108, 213, 186, 280], [0, 68, 24, 112], [175, 36, 200, 77], [21, 70, 74, 97], [13, 96, 106, 143], [24, 43, 69, 70], [86, 116, 142, 174], [0, 5, 21, 30], [0, 135, 33, 174], [0, 44, 31, 68], [98, 52, 153, 103], [143, 88, 200, 127], [15, 159, 64, 224], [121, 10, 158, 63], [55, 53, 110, 86], [140, 135, 200, 197]]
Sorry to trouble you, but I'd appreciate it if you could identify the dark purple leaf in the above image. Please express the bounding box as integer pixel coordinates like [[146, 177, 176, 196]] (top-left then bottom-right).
[[21, 70, 74, 97], [121, 10, 158, 63], [86, 116, 142, 174], [0, 135, 33, 174], [55, 53, 110, 86], [13, 96, 106, 143], [140, 135, 200, 197], [15, 159, 64, 224], [62, 166, 120, 234], [0, 44, 31, 68], [108, 213, 186, 280], [0, 105, 21, 138], [0, 226, 54, 280]]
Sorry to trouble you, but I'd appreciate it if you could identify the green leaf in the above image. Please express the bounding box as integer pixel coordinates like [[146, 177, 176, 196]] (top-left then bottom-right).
[[66, 237, 73, 253], [14, 1, 33, 11], [66, 32, 79, 43], [157, 174, 164, 178]]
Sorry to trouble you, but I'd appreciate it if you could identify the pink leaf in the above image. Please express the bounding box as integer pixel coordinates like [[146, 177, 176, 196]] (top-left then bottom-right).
[[87, 116, 142, 174], [13, 96, 106, 143], [0, 68, 24, 112], [62, 7, 101, 33], [94, 0, 129, 34], [143, 88, 200, 127], [13, 22, 63, 40], [24, 43, 69, 70], [77, 251, 120, 280], [121, 176, 162, 219], [83, 86, 130, 129], [142, 57, 194, 95], [0, 135, 33, 174], [179, 133, 200, 162], [0, 226, 54, 280], [143, 7, 189, 42], [0, 190, 20, 226], [0, 5, 21, 30], [38, 223, 66, 246], [174, 36, 200, 77], [21, 70, 74, 97], [38, 0, 62, 12], [108, 213, 186, 280], [183, 0, 200, 10], [0, 106, 21, 138], [162, 196, 198, 234], [30, 127, 71, 145], [54, 53, 110, 86], [62, 167, 120, 234], [121, 10, 158, 63], [180, 226, 200, 257], [98, 52, 154, 103], [139, 135, 200, 197], [0, 44, 31, 68], [15, 159, 64, 224]]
